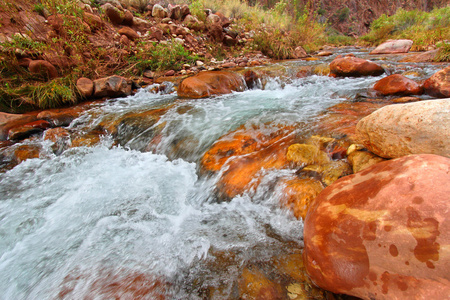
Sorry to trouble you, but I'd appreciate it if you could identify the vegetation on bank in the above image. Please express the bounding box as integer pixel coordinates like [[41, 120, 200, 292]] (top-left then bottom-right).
[[361, 6, 450, 61], [0, 0, 449, 113]]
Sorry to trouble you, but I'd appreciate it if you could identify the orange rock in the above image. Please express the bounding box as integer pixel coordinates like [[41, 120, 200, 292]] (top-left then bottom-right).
[[303, 154, 450, 300], [278, 178, 324, 219], [238, 265, 284, 300], [14, 144, 41, 162], [423, 66, 450, 98], [118, 26, 139, 40], [28, 60, 58, 79], [37, 106, 85, 127], [7, 120, 50, 140], [330, 55, 384, 77], [374, 74, 423, 96], [177, 71, 244, 98], [0, 112, 37, 140]]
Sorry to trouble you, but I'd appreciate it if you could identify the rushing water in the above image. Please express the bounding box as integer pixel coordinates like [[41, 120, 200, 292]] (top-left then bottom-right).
[[0, 50, 442, 299]]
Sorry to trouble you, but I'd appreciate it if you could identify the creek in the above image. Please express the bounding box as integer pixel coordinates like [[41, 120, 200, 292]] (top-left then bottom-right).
[[0, 48, 441, 299]]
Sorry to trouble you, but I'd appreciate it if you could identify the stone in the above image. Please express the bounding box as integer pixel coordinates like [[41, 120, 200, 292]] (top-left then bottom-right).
[[152, 4, 167, 18], [243, 70, 259, 89], [13, 144, 41, 163], [168, 4, 181, 20], [28, 60, 58, 79], [7, 120, 50, 140], [278, 178, 324, 220], [93, 75, 132, 98], [423, 66, 450, 98], [294, 46, 308, 59], [221, 62, 237, 68], [370, 39, 414, 54], [316, 51, 333, 56], [164, 70, 175, 76], [223, 35, 237, 46], [347, 149, 386, 173], [83, 12, 104, 30], [180, 4, 190, 19], [238, 266, 284, 300], [122, 10, 133, 26], [120, 34, 130, 46], [286, 144, 331, 167], [301, 161, 353, 186], [206, 13, 221, 29], [118, 26, 139, 40], [208, 23, 223, 42], [183, 15, 202, 31], [303, 154, 450, 300], [103, 3, 123, 25], [178, 71, 244, 98], [37, 106, 84, 127], [0, 113, 37, 141], [76, 77, 94, 98], [356, 99, 450, 159], [43, 127, 70, 143], [400, 49, 439, 63], [373, 74, 423, 96], [330, 55, 385, 77]]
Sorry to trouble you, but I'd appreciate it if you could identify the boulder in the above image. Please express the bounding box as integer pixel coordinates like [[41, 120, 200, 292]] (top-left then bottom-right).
[[178, 71, 244, 98], [28, 60, 58, 79], [93, 75, 132, 98], [37, 106, 85, 127], [347, 149, 386, 173], [303, 154, 450, 300], [330, 55, 385, 77], [76, 77, 94, 98], [238, 266, 284, 299], [370, 39, 414, 54], [152, 4, 167, 18], [0, 113, 37, 140], [83, 12, 104, 30], [183, 15, 203, 31], [373, 74, 423, 96], [168, 4, 181, 20], [356, 99, 450, 158], [7, 120, 50, 140], [180, 4, 190, 19], [423, 66, 450, 98], [118, 26, 139, 40], [208, 23, 224, 42], [400, 49, 439, 63], [103, 3, 123, 25], [122, 10, 133, 26], [206, 13, 222, 29], [243, 70, 259, 89], [293, 46, 308, 59]]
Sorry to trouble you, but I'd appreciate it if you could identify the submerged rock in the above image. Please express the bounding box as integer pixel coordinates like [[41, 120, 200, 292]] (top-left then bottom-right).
[[177, 71, 244, 99], [303, 154, 450, 300], [286, 144, 330, 167], [330, 55, 385, 77], [356, 99, 450, 158]]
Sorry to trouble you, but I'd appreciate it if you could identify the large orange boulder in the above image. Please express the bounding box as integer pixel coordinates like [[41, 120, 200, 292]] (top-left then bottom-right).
[[423, 66, 450, 98], [303, 154, 450, 300], [373, 74, 423, 96], [356, 99, 450, 158], [177, 71, 245, 98], [330, 55, 384, 77]]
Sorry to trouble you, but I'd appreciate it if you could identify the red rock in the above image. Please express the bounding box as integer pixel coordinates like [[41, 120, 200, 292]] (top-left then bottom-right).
[[223, 35, 237, 46], [13, 144, 41, 162], [37, 106, 84, 126], [373, 74, 423, 96], [28, 60, 58, 79], [370, 39, 414, 54], [215, 12, 231, 28], [164, 70, 175, 76], [330, 55, 385, 77], [152, 4, 167, 18], [0, 112, 37, 141], [243, 70, 259, 89], [303, 154, 450, 300], [83, 12, 104, 30], [208, 23, 224, 42], [43, 127, 70, 143], [221, 62, 237, 68], [423, 66, 450, 98], [103, 3, 124, 25], [294, 46, 308, 59], [118, 26, 139, 40], [180, 4, 190, 19], [400, 50, 439, 63], [93, 75, 132, 98], [122, 10, 134, 26], [168, 4, 181, 20], [177, 71, 244, 98], [238, 266, 284, 300], [77, 77, 94, 98], [7, 120, 50, 140]]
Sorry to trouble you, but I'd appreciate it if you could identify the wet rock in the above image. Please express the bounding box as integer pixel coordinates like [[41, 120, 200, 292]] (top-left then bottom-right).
[[400, 49, 439, 63], [286, 144, 331, 167], [93, 75, 132, 98], [293, 46, 308, 59], [118, 26, 139, 40], [238, 265, 284, 300], [44, 127, 71, 153], [356, 99, 450, 158], [7, 120, 50, 140], [330, 55, 385, 77], [302, 160, 353, 186], [370, 39, 414, 54], [178, 71, 244, 99], [152, 4, 167, 18], [37, 106, 84, 127], [303, 154, 450, 300], [278, 178, 324, 220], [243, 70, 259, 89], [13, 144, 41, 163], [28, 60, 58, 79], [77, 77, 94, 98], [423, 66, 450, 98], [103, 3, 124, 25], [347, 147, 386, 173], [373, 74, 423, 96], [316, 51, 333, 56], [0, 113, 37, 141], [391, 96, 422, 103]]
